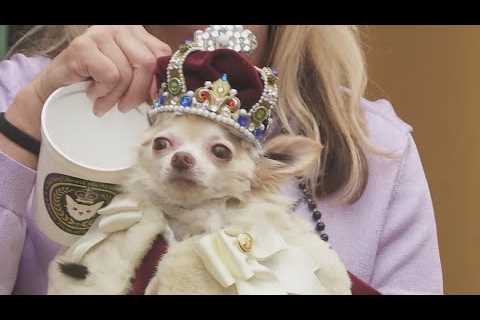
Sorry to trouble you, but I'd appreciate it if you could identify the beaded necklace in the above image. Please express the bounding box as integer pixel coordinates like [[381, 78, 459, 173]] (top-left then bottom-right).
[[292, 177, 329, 242]]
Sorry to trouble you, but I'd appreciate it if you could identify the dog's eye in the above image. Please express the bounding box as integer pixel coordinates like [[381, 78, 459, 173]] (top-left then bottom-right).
[[153, 137, 171, 151], [211, 144, 232, 161]]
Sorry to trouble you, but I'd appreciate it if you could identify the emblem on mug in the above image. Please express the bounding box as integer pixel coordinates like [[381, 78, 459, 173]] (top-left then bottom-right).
[[43, 173, 121, 235]]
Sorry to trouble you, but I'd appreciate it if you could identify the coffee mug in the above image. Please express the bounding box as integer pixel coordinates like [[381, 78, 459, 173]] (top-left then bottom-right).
[[33, 81, 150, 246]]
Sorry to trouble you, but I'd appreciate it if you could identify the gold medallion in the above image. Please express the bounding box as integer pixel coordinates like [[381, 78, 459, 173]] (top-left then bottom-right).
[[237, 233, 254, 253]]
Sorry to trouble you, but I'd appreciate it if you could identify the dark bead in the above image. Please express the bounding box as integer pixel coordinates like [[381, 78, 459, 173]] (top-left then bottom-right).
[[315, 221, 326, 232], [303, 191, 313, 199], [320, 233, 329, 242], [307, 199, 317, 211], [312, 209, 322, 221], [298, 181, 306, 190]]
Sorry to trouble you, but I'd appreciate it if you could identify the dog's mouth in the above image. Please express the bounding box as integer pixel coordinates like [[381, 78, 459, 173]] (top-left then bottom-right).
[[168, 174, 200, 187]]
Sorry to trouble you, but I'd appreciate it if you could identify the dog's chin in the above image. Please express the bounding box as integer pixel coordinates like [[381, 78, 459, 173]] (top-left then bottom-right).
[[167, 175, 200, 189], [157, 175, 205, 204]]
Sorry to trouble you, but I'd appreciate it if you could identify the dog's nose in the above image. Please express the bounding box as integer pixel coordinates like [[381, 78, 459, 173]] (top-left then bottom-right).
[[171, 152, 195, 171]]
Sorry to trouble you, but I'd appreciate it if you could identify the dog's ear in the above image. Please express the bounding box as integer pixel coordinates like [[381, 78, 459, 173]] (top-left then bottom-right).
[[253, 135, 322, 191]]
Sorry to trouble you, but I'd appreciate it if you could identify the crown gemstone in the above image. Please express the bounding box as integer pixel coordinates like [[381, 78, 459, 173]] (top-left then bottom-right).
[[238, 114, 250, 127], [225, 98, 238, 112], [180, 95, 192, 107], [159, 95, 166, 106], [253, 107, 268, 123], [212, 78, 231, 98], [254, 128, 264, 140], [199, 91, 211, 102], [168, 78, 182, 95]]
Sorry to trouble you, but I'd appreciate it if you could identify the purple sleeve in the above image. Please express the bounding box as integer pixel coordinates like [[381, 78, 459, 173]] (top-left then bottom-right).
[[0, 54, 50, 293], [370, 135, 444, 294], [0, 54, 50, 112]]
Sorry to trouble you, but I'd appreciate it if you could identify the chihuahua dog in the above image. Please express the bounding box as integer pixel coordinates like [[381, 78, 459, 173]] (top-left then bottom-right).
[[48, 113, 351, 294]]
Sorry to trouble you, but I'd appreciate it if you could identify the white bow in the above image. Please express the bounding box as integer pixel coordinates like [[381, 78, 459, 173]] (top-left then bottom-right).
[[63, 194, 144, 263], [194, 224, 328, 295]]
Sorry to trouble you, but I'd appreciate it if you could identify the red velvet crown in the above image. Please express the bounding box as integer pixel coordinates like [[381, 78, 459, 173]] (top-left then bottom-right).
[[150, 43, 278, 150], [155, 49, 264, 108]]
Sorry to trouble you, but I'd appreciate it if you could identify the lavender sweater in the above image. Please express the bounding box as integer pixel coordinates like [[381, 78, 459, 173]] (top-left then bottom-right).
[[0, 54, 444, 295]]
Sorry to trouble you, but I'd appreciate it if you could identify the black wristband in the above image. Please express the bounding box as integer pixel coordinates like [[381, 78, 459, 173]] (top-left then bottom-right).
[[0, 112, 41, 156]]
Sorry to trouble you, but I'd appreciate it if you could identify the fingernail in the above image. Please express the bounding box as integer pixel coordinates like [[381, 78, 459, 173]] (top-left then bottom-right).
[[117, 100, 125, 110], [93, 108, 105, 117], [118, 102, 132, 113]]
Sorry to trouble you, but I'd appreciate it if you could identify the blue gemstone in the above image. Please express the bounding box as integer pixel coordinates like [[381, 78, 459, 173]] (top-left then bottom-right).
[[180, 96, 192, 107], [238, 115, 250, 127], [254, 128, 264, 140], [159, 95, 166, 105], [221, 73, 228, 81]]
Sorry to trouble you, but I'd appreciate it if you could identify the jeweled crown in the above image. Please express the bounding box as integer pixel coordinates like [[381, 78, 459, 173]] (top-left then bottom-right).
[[74, 186, 98, 205], [148, 26, 279, 150]]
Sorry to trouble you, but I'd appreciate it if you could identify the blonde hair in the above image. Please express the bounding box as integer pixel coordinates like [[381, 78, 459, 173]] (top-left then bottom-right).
[[8, 25, 373, 203]]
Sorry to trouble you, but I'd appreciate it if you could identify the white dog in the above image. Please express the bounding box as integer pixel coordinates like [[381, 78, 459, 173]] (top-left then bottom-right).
[[48, 113, 351, 295]]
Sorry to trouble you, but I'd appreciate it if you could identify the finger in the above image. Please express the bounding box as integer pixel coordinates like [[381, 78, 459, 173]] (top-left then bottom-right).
[[88, 39, 133, 100], [65, 39, 124, 117], [114, 33, 158, 111], [135, 26, 172, 58], [63, 37, 120, 93], [119, 68, 153, 111], [91, 43, 139, 116]]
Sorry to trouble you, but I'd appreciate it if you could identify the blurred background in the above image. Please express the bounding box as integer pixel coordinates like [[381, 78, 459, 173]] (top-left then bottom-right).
[[0, 25, 32, 55], [0, 25, 478, 294], [364, 26, 480, 294]]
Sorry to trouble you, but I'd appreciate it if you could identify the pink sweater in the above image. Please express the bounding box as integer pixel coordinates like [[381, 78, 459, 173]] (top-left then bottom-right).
[[0, 54, 444, 294]]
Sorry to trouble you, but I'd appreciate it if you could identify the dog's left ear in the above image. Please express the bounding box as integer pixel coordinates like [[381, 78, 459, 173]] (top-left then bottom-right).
[[253, 135, 322, 191]]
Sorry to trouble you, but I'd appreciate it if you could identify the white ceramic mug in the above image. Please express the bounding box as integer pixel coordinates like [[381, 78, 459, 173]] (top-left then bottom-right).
[[33, 81, 150, 246]]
